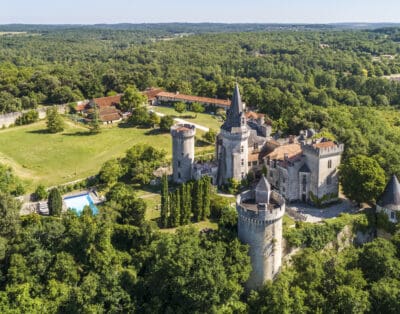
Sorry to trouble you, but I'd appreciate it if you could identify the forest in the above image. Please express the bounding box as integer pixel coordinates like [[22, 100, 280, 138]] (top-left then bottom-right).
[[1, 24, 400, 312]]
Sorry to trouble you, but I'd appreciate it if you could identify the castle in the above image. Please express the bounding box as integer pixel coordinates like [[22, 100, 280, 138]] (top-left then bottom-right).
[[171, 84, 343, 205], [170, 84, 344, 289]]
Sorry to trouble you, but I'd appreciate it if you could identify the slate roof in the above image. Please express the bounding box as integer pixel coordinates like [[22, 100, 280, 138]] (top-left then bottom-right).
[[256, 175, 271, 193], [377, 175, 400, 211], [299, 163, 311, 173], [221, 84, 245, 131]]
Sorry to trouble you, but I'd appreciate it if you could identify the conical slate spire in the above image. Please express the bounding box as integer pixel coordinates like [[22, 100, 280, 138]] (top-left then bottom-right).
[[377, 174, 400, 210], [221, 84, 245, 131], [255, 175, 271, 204]]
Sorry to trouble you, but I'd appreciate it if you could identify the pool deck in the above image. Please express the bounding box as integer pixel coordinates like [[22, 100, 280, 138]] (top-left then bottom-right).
[[20, 189, 106, 216]]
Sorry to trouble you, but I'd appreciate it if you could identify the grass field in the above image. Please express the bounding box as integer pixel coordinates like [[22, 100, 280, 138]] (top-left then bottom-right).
[[0, 119, 213, 190], [150, 105, 223, 130]]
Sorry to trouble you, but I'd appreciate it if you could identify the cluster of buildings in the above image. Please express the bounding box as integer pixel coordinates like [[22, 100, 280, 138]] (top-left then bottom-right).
[[171, 84, 344, 206], [75, 87, 232, 125], [76, 94, 124, 124], [170, 84, 345, 289]]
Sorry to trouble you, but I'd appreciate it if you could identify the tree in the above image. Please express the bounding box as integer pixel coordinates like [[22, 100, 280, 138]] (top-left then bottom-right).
[[160, 174, 169, 228], [123, 144, 166, 185], [48, 188, 62, 216], [202, 129, 217, 144], [120, 86, 146, 112], [0, 193, 20, 238], [46, 107, 64, 133], [339, 155, 386, 205], [138, 227, 250, 313], [174, 102, 186, 115], [201, 176, 211, 220], [34, 184, 48, 201], [168, 191, 180, 228], [89, 105, 101, 134], [15, 110, 39, 126], [192, 179, 203, 222], [370, 278, 400, 314], [99, 159, 123, 186], [128, 107, 151, 127], [358, 238, 400, 282], [159, 115, 174, 132], [191, 102, 204, 117]]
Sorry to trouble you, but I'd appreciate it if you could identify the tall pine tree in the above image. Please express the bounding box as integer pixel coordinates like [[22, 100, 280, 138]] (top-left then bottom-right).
[[201, 176, 211, 220], [160, 174, 169, 228], [192, 179, 203, 222]]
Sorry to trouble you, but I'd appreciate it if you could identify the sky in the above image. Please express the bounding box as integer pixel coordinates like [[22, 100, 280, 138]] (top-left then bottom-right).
[[1, 0, 400, 24]]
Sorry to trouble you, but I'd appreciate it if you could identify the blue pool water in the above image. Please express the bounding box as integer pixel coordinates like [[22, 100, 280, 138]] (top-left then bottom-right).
[[64, 193, 98, 215]]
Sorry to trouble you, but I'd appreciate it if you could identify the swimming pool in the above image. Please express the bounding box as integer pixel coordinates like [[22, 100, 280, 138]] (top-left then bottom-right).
[[64, 193, 99, 215]]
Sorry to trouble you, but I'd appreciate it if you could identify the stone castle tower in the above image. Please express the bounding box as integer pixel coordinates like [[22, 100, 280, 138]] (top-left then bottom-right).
[[217, 84, 250, 185], [237, 176, 286, 290], [302, 141, 344, 201], [171, 124, 196, 183]]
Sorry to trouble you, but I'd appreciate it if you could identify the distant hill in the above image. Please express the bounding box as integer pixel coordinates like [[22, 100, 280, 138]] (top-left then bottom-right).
[[1, 22, 400, 34]]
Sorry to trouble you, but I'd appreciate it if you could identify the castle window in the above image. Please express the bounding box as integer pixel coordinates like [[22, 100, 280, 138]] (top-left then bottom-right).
[[327, 176, 332, 185], [241, 172, 245, 179], [302, 175, 307, 185], [178, 172, 181, 179], [282, 177, 285, 183], [391, 211, 396, 220], [328, 159, 332, 169], [248, 162, 251, 167], [241, 146, 244, 153], [241, 159, 244, 166], [253, 143, 258, 150], [177, 161, 181, 167], [253, 161, 258, 166], [242, 118, 245, 124]]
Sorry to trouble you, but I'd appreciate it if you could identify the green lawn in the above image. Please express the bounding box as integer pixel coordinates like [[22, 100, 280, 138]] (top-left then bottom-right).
[[150, 105, 223, 130], [0, 120, 173, 190], [0, 119, 215, 190]]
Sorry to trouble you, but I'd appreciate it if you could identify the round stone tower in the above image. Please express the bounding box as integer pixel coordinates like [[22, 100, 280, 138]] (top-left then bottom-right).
[[237, 176, 286, 290], [171, 124, 196, 183]]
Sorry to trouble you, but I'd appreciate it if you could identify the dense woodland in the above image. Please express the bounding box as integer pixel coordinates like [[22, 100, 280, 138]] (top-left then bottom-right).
[[1, 24, 400, 312]]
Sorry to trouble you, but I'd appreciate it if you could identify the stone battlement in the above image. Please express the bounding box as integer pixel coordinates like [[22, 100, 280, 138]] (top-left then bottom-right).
[[170, 124, 196, 138], [236, 190, 285, 224], [301, 142, 344, 157]]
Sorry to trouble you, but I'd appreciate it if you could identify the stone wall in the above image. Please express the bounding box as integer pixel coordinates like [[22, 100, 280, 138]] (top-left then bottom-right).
[[0, 105, 67, 128]]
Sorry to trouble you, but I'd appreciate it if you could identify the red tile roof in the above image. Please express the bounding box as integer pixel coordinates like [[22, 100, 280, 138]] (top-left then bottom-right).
[[98, 106, 121, 122], [245, 111, 265, 119], [313, 141, 336, 149], [142, 87, 164, 100], [156, 91, 230, 107], [93, 94, 122, 108], [266, 143, 302, 161]]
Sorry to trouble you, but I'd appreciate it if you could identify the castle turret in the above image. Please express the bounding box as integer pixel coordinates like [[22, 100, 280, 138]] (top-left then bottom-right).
[[237, 176, 285, 290], [171, 124, 196, 183], [217, 84, 250, 185]]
